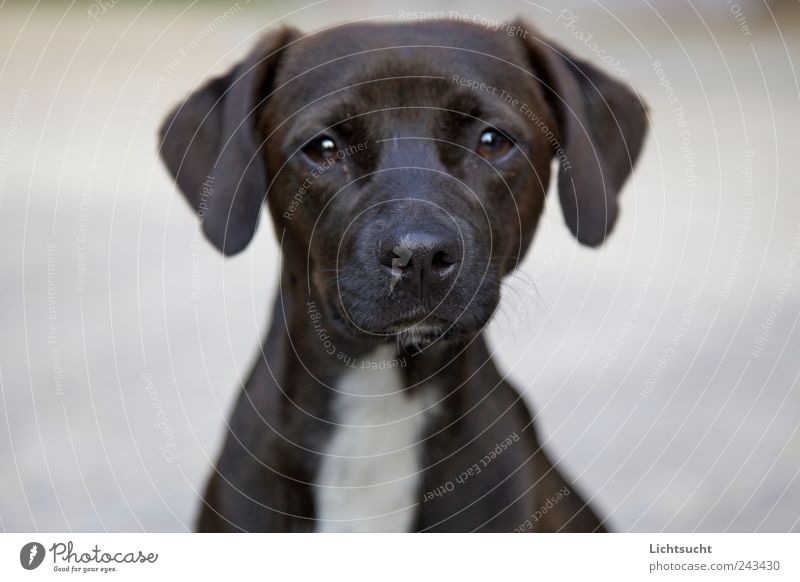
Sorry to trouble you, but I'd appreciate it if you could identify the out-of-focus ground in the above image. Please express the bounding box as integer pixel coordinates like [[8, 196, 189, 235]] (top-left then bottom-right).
[[1, 0, 799, 532]]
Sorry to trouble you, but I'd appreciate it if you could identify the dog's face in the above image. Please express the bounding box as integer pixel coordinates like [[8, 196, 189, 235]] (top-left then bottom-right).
[[264, 23, 556, 344], [160, 20, 646, 347]]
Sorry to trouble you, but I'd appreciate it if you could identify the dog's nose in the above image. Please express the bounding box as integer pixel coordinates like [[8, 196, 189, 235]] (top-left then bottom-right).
[[379, 232, 461, 296]]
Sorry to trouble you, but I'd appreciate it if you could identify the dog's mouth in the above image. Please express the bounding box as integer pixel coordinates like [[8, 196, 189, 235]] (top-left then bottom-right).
[[318, 252, 502, 349], [384, 318, 452, 349], [325, 296, 481, 349]]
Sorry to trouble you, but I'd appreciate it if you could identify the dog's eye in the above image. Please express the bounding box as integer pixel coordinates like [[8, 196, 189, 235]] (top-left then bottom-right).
[[476, 129, 512, 160], [302, 135, 338, 164]]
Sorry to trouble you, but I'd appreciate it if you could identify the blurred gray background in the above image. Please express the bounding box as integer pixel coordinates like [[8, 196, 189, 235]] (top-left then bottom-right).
[[1, 0, 798, 532]]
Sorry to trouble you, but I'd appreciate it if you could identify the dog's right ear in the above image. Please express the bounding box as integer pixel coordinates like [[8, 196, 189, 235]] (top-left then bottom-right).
[[158, 27, 298, 255], [515, 20, 648, 247]]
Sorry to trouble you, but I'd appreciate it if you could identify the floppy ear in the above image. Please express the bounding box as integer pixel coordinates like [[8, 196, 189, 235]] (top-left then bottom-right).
[[516, 21, 648, 246], [158, 27, 297, 255]]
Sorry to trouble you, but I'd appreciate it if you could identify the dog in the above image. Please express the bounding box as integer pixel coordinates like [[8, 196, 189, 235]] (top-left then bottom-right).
[[158, 18, 647, 532]]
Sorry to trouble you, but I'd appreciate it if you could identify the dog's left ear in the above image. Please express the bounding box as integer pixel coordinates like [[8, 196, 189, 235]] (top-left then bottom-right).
[[159, 27, 298, 255], [516, 21, 648, 246]]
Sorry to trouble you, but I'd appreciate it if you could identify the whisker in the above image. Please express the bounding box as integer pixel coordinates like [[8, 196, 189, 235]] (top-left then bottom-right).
[[500, 280, 524, 304], [493, 295, 515, 333]]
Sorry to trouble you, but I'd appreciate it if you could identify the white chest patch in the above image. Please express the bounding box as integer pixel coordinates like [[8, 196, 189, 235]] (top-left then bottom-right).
[[313, 346, 437, 532]]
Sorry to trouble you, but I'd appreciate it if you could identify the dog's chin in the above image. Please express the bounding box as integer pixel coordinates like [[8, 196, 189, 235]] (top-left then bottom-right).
[[385, 321, 458, 351], [326, 300, 484, 351]]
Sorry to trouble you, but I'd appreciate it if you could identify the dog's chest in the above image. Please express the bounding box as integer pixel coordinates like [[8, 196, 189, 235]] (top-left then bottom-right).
[[313, 346, 437, 532]]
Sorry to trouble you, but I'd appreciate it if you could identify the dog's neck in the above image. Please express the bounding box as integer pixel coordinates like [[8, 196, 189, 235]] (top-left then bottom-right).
[[273, 266, 482, 531]]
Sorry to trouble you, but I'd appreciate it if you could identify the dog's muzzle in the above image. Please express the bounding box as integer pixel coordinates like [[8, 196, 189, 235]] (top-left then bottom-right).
[[326, 208, 499, 345]]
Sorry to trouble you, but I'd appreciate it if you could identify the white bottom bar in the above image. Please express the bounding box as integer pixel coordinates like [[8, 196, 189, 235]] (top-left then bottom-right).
[[1, 533, 797, 581]]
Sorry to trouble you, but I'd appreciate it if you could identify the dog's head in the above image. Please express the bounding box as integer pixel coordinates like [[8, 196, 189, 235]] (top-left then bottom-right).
[[159, 20, 647, 347]]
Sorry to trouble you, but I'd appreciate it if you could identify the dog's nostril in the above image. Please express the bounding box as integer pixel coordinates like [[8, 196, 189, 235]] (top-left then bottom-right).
[[392, 245, 414, 270], [431, 250, 456, 272], [376, 232, 462, 295], [380, 246, 414, 271]]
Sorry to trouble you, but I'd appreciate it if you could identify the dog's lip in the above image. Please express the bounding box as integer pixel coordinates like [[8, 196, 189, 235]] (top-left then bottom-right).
[[383, 317, 450, 335], [326, 301, 447, 336]]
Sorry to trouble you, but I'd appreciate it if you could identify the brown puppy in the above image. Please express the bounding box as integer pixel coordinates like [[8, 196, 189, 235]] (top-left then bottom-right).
[[159, 19, 647, 532]]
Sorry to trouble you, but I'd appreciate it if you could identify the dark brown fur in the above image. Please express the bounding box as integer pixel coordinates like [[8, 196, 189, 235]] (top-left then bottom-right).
[[159, 19, 647, 532]]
